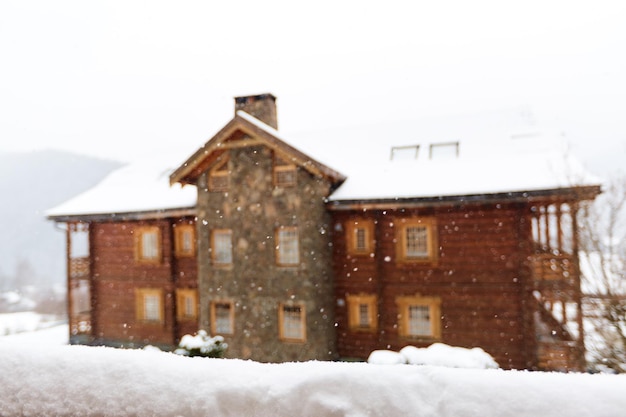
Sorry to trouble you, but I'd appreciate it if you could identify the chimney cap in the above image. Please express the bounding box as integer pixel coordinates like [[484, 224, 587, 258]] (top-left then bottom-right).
[[234, 93, 276, 104]]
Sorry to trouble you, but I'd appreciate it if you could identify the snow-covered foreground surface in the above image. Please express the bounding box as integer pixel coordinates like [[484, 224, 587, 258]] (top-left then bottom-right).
[[1, 322, 68, 345], [1, 343, 625, 417]]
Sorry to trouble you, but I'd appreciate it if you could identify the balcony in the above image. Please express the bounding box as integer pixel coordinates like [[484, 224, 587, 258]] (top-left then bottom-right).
[[530, 253, 575, 283], [69, 257, 90, 279]]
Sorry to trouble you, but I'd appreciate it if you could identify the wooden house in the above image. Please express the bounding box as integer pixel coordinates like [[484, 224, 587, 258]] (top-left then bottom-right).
[[48, 93, 601, 370]]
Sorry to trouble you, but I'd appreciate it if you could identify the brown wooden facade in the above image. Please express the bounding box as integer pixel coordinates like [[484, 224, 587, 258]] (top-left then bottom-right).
[[52, 93, 600, 370], [65, 216, 198, 349], [327, 189, 598, 371]]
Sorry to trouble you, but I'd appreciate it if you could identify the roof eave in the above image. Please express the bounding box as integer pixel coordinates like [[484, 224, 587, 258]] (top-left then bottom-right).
[[327, 185, 602, 211], [47, 207, 197, 223]]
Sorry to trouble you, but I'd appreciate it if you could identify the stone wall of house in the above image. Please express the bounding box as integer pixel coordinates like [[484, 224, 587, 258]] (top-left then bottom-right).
[[196, 144, 337, 362]]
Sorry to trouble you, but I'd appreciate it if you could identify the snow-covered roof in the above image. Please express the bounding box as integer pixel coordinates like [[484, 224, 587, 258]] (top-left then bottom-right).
[[278, 108, 600, 202], [48, 107, 601, 219], [46, 154, 196, 220]]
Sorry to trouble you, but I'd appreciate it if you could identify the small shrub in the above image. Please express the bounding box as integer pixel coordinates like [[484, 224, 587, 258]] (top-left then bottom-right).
[[174, 330, 228, 358]]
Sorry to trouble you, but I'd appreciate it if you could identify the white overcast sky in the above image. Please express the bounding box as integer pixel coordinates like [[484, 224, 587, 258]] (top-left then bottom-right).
[[1, 0, 625, 176]]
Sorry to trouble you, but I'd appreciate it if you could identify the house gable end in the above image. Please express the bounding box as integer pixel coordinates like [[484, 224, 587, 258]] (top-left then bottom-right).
[[170, 113, 346, 187]]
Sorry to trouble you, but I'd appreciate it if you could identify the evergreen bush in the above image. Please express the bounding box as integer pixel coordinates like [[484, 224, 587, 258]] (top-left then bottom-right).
[[174, 330, 228, 358]]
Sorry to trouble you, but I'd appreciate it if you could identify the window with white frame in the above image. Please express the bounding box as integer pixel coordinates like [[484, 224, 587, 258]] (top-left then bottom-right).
[[135, 226, 161, 263], [135, 288, 164, 323], [396, 294, 441, 339], [346, 220, 375, 255], [211, 229, 233, 266], [174, 224, 196, 258], [396, 218, 437, 262], [276, 227, 299, 266], [211, 300, 234, 335], [346, 293, 377, 331], [273, 154, 297, 187], [279, 303, 306, 342], [176, 289, 198, 320]]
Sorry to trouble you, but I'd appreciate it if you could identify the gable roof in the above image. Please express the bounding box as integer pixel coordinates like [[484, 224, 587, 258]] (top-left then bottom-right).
[[47, 105, 602, 220], [275, 108, 602, 205], [169, 111, 347, 187], [46, 155, 197, 221]]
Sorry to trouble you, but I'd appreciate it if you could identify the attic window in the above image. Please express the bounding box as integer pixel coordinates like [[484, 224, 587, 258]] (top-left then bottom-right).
[[209, 156, 229, 192], [274, 154, 297, 187], [390, 145, 419, 160], [429, 142, 459, 160]]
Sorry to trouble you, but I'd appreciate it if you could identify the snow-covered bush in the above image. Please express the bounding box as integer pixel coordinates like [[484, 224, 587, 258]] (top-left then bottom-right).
[[368, 343, 499, 369], [174, 330, 228, 358]]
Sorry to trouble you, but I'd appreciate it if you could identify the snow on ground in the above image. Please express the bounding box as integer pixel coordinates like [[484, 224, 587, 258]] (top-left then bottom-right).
[[0, 312, 67, 344], [1, 323, 68, 345], [0, 312, 42, 335], [1, 342, 625, 417], [368, 343, 499, 369]]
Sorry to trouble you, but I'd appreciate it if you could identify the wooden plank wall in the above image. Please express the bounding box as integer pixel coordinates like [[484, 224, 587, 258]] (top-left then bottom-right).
[[332, 202, 534, 369], [90, 218, 198, 348]]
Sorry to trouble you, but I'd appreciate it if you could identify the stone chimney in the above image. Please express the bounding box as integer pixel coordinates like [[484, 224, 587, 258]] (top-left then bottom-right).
[[234, 93, 278, 129]]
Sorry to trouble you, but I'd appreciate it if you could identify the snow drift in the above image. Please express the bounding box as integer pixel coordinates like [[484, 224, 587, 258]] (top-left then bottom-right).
[[367, 343, 499, 369], [1, 343, 625, 417]]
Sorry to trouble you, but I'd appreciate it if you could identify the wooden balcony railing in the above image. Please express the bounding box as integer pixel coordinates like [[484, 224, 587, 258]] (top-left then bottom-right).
[[69, 257, 90, 279], [530, 253, 575, 282], [70, 313, 92, 336], [537, 340, 583, 372]]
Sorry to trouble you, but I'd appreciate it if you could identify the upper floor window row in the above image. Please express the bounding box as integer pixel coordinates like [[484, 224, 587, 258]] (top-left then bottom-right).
[[207, 152, 297, 192], [135, 224, 196, 264], [345, 217, 437, 263], [210, 226, 300, 267]]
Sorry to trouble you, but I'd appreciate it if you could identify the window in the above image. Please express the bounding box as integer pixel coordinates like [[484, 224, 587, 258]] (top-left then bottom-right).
[[69, 222, 90, 279], [135, 288, 164, 323], [70, 279, 91, 316], [210, 300, 234, 335], [176, 289, 198, 320], [174, 224, 196, 258], [346, 294, 378, 331], [273, 154, 297, 187], [429, 142, 459, 160], [276, 227, 299, 266], [211, 229, 233, 266], [279, 303, 306, 342], [390, 144, 420, 160], [208, 155, 229, 192], [69, 222, 89, 259], [346, 220, 375, 255], [396, 218, 437, 262], [396, 295, 441, 339], [135, 226, 161, 263]]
